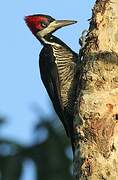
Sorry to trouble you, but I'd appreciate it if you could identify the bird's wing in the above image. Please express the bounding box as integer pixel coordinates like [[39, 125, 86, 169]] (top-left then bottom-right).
[[39, 45, 69, 136]]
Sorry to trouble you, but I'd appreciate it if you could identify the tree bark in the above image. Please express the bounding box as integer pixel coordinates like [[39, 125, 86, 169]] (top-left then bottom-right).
[[73, 0, 118, 179]]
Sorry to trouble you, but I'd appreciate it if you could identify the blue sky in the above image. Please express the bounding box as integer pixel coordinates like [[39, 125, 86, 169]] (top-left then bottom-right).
[[0, 0, 95, 179]]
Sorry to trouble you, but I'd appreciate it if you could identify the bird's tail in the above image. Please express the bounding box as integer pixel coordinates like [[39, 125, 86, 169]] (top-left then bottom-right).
[[64, 110, 75, 154]]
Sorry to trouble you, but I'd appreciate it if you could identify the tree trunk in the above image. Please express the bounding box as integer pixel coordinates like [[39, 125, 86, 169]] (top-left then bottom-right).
[[73, 0, 118, 179]]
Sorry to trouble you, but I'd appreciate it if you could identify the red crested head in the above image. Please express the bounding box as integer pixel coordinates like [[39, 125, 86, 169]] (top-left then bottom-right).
[[25, 14, 77, 40], [24, 14, 55, 35]]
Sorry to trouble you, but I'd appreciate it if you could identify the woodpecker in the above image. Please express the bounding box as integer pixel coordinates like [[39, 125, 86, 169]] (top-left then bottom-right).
[[25, 14, 78, 152]]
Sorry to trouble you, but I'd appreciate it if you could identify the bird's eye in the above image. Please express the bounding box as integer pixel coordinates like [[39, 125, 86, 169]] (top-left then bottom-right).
[[41, 21, 48, 28]]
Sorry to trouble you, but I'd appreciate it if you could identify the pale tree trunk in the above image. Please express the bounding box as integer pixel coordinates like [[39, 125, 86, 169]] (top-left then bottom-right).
[[73, 0, 118, 179]]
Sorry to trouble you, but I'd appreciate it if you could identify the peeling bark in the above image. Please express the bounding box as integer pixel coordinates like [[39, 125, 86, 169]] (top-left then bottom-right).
[[73, 0, 118, 179]]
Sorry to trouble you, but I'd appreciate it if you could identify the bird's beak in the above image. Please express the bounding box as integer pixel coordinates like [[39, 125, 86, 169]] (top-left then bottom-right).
[[52, 20, 77, 29], [37, 20, 77, 38]]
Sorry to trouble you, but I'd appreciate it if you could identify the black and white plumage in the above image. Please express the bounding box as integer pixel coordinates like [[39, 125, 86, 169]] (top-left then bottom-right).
[[39, 36, 78, 138], [25, 14, 78, 152]]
